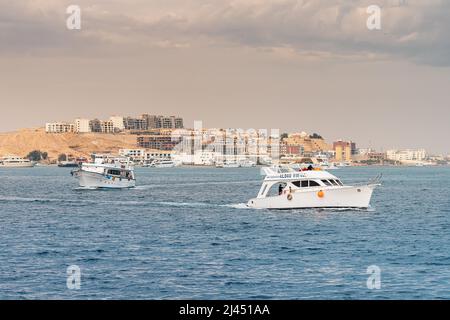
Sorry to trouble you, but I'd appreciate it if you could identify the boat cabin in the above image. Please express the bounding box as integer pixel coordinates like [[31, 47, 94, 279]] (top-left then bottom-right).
[[257, 166, 345, 198]]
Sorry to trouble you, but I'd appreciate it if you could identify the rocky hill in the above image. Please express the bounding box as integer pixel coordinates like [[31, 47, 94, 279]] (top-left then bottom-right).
[[0, 128, 138, 161]]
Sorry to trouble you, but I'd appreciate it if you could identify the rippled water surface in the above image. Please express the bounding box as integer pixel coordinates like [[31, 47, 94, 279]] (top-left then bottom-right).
[[0, 166, 449, 299]]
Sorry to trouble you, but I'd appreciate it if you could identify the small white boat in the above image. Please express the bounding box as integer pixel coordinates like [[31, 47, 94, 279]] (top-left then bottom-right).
[[319, 162, 339, 170], [239, 159, 257, 167], [215, 162, 224, 168], [336, 162, 352, 167], [223, 162, 240, 168], [0, 156, 34, 168], [247, 166, 380, 209], [146, 159, 178, 168], [71, 158, 135, 189]]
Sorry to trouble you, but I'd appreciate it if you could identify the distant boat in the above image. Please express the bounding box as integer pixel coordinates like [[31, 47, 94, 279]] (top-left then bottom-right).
[[335, 162, 352, 167], [217, 159, 240, 168], [0, 156, 34, 168], [71, 157, 135, 189], [145, 159, 178, 168], [238, 159, 257, 167], [58, 161, 79, 168], [319, 162, 339, 170]]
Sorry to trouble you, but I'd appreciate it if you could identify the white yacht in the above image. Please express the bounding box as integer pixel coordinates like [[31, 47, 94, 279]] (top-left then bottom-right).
[[146, 159, 178, 168], [0, 156, 34, 168], [336, 162, 352, 167], [239, 159, 257, 167], [71, 157, 135, 189], [223, 162, 240, 168], [247, 166, 380, 209], [319, 162, 339, 170]]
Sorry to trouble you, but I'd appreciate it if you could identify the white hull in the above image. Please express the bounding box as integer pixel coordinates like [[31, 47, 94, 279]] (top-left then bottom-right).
[[0, 163, 34, 168], [152, 163, 176, 168], [247, 185, 376, 209], [221, 163, 240, 168], [75, 171, 136, 189]]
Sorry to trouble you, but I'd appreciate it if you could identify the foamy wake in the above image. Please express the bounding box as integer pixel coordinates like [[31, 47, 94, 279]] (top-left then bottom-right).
[[222, 203, 251, 209]]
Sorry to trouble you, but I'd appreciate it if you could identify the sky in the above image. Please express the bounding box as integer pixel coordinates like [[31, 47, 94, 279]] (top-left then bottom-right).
[[0, 0, 449, 153]]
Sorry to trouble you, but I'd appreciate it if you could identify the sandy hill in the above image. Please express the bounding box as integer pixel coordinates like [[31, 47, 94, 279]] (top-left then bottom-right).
[[0, 128, 137, 160]]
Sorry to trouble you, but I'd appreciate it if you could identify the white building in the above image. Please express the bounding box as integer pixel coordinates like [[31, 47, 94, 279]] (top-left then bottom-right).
[[75, 118, 91, 133], [119, 149, 146, 161], [119, 149, 173, 163], [145, 150, 173, 161], [101, 120, 114, 133], [193, 151, 221, 166], [45, 122, 75, 133], [110, 116, 125, 131], [386, 149, 427, 163]]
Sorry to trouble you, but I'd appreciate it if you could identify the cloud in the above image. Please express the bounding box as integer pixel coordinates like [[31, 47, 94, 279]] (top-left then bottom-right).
[[1, 0, 450, 65]]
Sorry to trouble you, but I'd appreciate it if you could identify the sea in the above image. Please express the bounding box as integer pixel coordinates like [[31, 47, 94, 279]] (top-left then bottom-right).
[[0, 166, 449, 299]]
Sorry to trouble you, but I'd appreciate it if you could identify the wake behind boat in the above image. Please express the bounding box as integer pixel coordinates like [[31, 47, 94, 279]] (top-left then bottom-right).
[[247, 166, 380, 209], [71, 157, 136, 189]]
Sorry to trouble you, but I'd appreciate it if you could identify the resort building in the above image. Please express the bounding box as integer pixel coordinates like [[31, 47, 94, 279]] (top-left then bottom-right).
[[75, 118, 91, 133], [119, 149, 146, 161], [45, 122, 75, 133], [137, 134, 180, 150], [89, 119, 102, 133], [119, 148, 173, 163], [142, 114, 184, 129], [100, 120, 114, 134], [333, 140, 357, 162], [386, 149, 427, 163], [46, 114, 184, 134], [110, 116, 125, 131], [124, 117, 148, 131], [144, 150, 173, 161]]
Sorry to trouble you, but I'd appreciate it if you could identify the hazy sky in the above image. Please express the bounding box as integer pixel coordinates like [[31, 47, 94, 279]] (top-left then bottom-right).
[[0, 0, 449, 153]]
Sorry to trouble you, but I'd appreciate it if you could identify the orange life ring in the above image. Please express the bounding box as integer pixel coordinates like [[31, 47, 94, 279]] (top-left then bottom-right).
[[317, 190, 324, 198]]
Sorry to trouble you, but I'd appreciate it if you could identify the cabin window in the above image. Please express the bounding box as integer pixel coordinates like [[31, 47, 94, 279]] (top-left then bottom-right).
[[329, 180, 339, 186], [336, 180, 343, 186], [301, 181, 309, 188], [291, 181, 301, 187], [309, 180, 320, 187], [266, 183, 287, 196], [321, 180, 332, 186], [107, 169, 121, 176], [260, 184, 268, 196]]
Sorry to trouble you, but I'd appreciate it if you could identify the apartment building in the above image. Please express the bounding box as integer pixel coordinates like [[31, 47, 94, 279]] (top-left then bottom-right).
[[142, 114, 184, 129], [333, 140, 357, 162], [75, 118, 91, 133], [137, 135, 180, 150], [110, 116, 125, 131], [386, 149, 427, 162], [89, 119, 102, 133], [101, 120, 114, 134], [124, 117, 148, 131], [45, 122, 75, 133]]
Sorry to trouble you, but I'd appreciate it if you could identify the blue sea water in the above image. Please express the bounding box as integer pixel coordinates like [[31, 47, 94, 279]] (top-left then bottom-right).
[[0, 166, 449, 299]]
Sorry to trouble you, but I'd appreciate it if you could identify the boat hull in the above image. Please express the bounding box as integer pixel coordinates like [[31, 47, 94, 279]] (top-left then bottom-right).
[[0, 163, 34, 168], [247, 185, 377, 209], [74, 170, 136, 189]]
